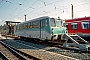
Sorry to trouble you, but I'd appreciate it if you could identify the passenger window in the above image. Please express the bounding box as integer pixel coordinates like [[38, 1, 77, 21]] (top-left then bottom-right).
[[17, 25, 19, 30], [28, 23, 30, 28], [35, 21, 39, 28], [23, 24, 26, 29], [81, 21, 89, 29], [21, 25, 23, 29], [19, 25, 21, 29], [40, 20, 44, 27], [50, 18, 56, 27], [24, 24, 27, 29], [32, 21, 35, 28], [40, 21, 43, 27], [26, 23, 28, 28], [30, 22, 32, 28], [28, 22, 32, 28], [20, 24, 22, 29], [32, 21, 39, 28], [71, 23, 78, 29], [45, 19, 48, 26], [42, 20, 44, 27], [22, 24, 24, 29]]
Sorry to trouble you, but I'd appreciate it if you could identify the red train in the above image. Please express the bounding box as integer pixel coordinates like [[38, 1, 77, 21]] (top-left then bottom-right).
[[65, 16, 90, 39]]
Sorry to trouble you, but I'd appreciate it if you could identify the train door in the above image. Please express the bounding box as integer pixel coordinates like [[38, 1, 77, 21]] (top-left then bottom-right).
[[40, 20, 44, 39]]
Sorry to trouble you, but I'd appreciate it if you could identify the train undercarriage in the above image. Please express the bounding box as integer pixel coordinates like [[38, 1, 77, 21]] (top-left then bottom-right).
[[2, 33, 90, 52], [19, 33, 90, 52], [54, 34, 90, 52]]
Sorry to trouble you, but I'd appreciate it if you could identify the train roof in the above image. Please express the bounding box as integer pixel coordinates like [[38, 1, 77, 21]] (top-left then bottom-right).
[[65, 16, 90, 22], [17, 16, 50, 25]]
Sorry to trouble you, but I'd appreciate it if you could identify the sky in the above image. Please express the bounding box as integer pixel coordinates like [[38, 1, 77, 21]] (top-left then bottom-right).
[[0, 0, 90, 25]]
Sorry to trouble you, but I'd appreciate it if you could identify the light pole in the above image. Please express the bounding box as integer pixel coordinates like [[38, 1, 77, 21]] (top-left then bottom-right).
[[24, 15, 26, 22], [71, 4, 74, 19]]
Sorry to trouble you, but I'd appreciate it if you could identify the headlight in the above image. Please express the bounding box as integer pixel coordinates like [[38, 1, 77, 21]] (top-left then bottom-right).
[[52, 28, 54, 35], [62, 30, 65, 34], [66, 30, 68, 33], [52, 28, 54, 32]]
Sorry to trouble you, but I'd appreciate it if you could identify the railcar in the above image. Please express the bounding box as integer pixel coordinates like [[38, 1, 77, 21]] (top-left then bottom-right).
[[15, 16, 90, 51], [15, 16, 67, 40], [65, 16, 90, 38]]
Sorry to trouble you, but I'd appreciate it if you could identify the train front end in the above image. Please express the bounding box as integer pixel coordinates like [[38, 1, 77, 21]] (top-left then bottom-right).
[[50, 18, 67, 40]]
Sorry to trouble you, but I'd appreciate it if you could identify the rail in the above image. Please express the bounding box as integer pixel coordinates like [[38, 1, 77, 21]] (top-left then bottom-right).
[[8, 44, 41, 60], [0, 51, 9, 60], [0, 41, 41, 60], [0, 41, 26, 60]]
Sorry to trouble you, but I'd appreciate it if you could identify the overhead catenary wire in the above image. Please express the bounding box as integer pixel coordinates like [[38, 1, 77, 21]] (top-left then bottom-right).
[[28, 3, 90, 19], [15, 0, 64, 20], [10, 0, 64, 20], [10, 0, 38, 20], [29, 6, 70, 19], [0, 0, 3, 4], [9, 0, 90, 21], [26, 0, 90, 19], [0, 2, 6, 8], [0, 0, 12, 9], [7, 0, 26, 19], [0, 0, 89, 26]]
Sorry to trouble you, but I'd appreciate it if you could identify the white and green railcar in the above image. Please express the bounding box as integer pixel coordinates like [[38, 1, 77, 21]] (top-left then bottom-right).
[[15, 16, 67, 40]]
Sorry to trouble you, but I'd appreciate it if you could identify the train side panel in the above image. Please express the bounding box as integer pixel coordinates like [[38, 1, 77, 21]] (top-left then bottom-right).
[[16, 28, 51, 40], [65, 17, 90, 37], [15, 17, 52, 40]]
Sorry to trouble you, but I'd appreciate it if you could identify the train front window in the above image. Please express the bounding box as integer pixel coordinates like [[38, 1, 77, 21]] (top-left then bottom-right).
[[50, 18, 56, 27], [50, 18, 63, 27], [55, 19, 63, 27]]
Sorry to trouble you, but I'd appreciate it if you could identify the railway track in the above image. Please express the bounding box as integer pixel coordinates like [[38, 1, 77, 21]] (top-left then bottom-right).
[[2, 39, 79, 60], [2, 34, 90, 52], [25, 38, 90, 53], [0, 41, 40, 60], [0, 51, 8, 60], [0, 41, 24, 60], [2, 39, 90, 60], [20, 38, 81, 52]]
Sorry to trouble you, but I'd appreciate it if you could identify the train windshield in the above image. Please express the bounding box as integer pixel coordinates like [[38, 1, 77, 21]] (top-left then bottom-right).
[[50, 18, 63, 27], [50, 18, 56, 27], [55, 19, 63, 27]]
